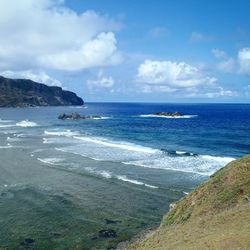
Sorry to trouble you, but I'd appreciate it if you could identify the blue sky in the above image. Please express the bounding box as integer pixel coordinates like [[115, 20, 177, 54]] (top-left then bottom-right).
[[0, 0, 250, 102]]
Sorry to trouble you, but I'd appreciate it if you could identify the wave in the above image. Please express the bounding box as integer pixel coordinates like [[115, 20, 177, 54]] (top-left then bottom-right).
[[45, 128, 235, 176], [84, 167, 158, 189], [16, 120, 38, 127], [73, 136, 158, 154], [85, 167, 112, 179], [6, 136, 20, 142], [139, 114, 198, 119], [123, 154, 235, 176], [68, 106, 85, 109], [44, 129, 79, 137], [0, 124, 14, 128], [91, 116, 111, 120], [0, 144, 13, 149], [0, 118, 13, 123], [116, 175, 158, 189], [37, 157, 65, 165]]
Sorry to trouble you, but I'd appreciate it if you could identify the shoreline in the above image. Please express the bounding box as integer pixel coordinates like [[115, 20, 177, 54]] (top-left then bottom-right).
[[116, 227, 157, 250]]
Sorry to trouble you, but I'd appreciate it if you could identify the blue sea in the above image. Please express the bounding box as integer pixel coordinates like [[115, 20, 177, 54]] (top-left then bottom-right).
[[0, 103, 249, 249]]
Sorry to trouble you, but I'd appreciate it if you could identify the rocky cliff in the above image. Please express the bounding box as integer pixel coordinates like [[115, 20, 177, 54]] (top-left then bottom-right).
[[0, 76, 84, 107]]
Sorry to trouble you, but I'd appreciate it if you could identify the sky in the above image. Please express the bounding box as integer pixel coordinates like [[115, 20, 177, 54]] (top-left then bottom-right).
[[0, 0, 250, 102]]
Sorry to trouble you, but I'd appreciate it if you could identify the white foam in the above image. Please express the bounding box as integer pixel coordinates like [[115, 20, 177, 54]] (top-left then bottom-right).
[[92, 116, 111, 120], [116, 175, 158, 189], [0, 145, 13, 149], [0, 124, 14, 128], [16, 120, 38, 127], [124, 154, 235, 176], [73, 136, 158, 154], [83, 167, 158, 188], [85, 167, 112, 179], [6, 136, 20, 142], [44, 129, 79, 137], [48, 128, 234, 176], [37, 157, 65, 165], [139, 114, 198, 119], [176, 151, 187, 155], [201, 155, 235, 163]]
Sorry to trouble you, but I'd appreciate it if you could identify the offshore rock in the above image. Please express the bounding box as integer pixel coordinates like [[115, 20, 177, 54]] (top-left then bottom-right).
[[58, 112, 101, 120]]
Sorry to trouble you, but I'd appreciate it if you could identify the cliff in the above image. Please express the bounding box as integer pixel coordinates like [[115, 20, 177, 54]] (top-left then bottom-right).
[[0, 76, 84, 107], [126, 155, 250, 250]]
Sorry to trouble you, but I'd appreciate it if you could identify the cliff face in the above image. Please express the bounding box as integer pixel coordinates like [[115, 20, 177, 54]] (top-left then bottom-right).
[[128, 155, 250, 250], [0, 76, 84, 107]]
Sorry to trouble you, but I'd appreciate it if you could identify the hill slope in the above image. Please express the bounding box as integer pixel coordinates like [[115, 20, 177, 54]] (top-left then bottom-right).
[[0, 76, 83, 107], [128, 155, 250, 250]]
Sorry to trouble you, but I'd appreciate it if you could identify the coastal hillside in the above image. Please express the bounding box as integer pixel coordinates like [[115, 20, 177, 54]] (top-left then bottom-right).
[[128, 155, 250, 250], [0, 76, 83, 107]]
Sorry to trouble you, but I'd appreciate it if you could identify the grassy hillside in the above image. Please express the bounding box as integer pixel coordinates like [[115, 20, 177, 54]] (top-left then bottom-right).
[[128, 155, 250, 250]]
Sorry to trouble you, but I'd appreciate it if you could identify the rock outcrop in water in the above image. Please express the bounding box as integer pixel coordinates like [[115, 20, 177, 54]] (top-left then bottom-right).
[[0, 75, 84, 107], [58, 112, 101, 120], [153, 112, 183, 117]]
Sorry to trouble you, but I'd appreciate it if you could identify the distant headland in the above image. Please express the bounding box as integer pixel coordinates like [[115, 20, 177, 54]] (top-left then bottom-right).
[[0, 75, 84, 107]]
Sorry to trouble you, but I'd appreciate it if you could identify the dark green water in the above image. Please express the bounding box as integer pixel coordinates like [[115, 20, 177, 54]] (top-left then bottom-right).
[[0, 138, 200, 249]]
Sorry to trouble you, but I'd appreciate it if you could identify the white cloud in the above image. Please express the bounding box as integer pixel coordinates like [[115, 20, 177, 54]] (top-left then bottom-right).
[[148, 27, 169, 38], [183, 86, 236, 98], [0, 0, 122, 71], [212, 48, 235, 73], [211, 49, 227, 59], [40, 32, 122, 71], [189, 32, 215, 42], [87, 70, 114, 88], [238, 48, 250, 74], [189, 32, 204, 42], [136, 60, 216, 90], [0, 70, 62, 86], [217, 58, 235, 73], [141, 85, 176, 94], [205, 87, 235, 98]]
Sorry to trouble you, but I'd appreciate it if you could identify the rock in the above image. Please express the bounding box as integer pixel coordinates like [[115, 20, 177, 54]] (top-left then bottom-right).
[[58, 113, 101, 120], [169, 203, 176, 211], [105, 219, 122, 225], [98, 229, 117, 238], [20, 238, 35, 246], [153, 112, 183, 117], [58, 113, 67, 119], [245, 195, 250, 203]]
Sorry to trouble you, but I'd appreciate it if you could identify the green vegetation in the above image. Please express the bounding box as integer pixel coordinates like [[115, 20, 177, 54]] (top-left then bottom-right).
[[129, 155, 250, 250]]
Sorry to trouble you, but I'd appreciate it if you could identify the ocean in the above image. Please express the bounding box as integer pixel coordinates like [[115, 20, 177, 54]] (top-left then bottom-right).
[[0, 103, 249, 249]]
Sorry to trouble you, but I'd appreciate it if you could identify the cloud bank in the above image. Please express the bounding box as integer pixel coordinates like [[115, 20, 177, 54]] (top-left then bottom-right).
[[136, 59, 217, 89], [1, 70, 62, 87], [0, 0, 122, 71]]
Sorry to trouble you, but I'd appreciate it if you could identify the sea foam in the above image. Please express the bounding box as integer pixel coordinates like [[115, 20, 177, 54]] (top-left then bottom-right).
[[16, 120, 38, 127], [139, 114, 198, 119], [45, 129, 235, 176]]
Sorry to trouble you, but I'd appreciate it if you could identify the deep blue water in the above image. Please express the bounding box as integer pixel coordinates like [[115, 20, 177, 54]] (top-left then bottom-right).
[[0, 102, 249, 180]]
